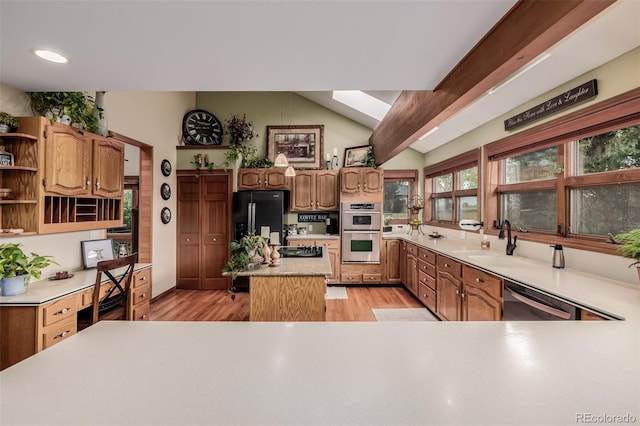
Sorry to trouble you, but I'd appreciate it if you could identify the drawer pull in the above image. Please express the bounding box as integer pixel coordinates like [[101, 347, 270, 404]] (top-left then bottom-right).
[[444, 263, 450, 268], [139, 276, 147, 281], [455, 289, 459, 295], [56, 308, 70, 315], [55, 330, 70, 339], [140, 293, 147, 298], [476, 277, 484, 283], [139, 314, 147, 320]]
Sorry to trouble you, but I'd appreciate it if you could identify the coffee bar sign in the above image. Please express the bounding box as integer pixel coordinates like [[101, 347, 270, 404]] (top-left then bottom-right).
[[504, 79, 598, 131], [298, 213, 329, 223]]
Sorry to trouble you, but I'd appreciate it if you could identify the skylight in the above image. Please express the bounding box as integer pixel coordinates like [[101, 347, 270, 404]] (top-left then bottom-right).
[[332, 90, 391, 121]]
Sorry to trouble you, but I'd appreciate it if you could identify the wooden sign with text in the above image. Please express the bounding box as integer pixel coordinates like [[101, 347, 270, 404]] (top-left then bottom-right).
[[504, 79, 598, 131]]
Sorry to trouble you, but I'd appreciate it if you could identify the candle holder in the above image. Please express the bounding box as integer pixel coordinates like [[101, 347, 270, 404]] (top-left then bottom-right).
[[331, 155, 339, 170], [325, 160, 332, 170], [269, 243, 281, 267]]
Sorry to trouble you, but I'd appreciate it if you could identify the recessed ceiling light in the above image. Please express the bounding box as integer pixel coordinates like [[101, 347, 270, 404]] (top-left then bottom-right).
[[32, 49, 69, 64], [332, 90, 391, 121]]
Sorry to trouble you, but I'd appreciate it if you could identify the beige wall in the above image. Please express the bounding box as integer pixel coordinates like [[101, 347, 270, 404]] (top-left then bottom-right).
[[422, 47, 640, 284]]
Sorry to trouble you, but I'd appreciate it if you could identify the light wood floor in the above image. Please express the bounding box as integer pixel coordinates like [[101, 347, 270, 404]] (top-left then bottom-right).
[[150, 286, 423, 322]]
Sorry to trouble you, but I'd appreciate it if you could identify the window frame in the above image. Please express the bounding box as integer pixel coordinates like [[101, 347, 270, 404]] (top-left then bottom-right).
[[485, 87, 640, 254], [423, 149, 481, 229], [383, 169, 418, 224]]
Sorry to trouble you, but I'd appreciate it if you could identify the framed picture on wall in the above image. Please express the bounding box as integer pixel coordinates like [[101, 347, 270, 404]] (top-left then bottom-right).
[[267, 125, 324, 169], [343, 145, 370, 167]]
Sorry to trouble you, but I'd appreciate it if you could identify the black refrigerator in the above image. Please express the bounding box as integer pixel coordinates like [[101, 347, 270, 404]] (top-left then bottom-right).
[[232, 190, 285, 244]]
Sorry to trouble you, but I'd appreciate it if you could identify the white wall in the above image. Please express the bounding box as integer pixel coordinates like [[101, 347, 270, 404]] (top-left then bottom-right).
[[422, 47, 640, 284]]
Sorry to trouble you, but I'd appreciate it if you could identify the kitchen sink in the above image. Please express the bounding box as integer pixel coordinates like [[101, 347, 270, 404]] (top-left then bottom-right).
[[451, 250, 490, 256]]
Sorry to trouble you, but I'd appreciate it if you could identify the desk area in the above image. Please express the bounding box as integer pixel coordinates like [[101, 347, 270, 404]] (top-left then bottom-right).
[[0, 263, 152, 370]]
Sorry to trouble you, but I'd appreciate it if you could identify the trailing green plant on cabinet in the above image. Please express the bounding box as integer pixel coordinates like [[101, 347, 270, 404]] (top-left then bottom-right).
[[0, 116, 125, 236]]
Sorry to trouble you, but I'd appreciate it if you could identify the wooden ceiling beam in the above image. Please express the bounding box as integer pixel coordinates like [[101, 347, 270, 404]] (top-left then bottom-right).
[[370, 0, 616, 164]]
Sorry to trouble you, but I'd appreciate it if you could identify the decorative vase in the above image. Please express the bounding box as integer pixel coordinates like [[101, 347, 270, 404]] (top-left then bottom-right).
[[0, 275, 29, 296], [94, 91, 108, 136], [0, 124, 9, 134]]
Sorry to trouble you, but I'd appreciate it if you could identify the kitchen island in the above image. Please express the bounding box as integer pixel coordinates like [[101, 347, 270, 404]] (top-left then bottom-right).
[[236, 248, 332, 321]]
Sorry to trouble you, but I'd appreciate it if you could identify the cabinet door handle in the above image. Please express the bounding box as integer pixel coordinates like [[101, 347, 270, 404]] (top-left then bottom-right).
[[95, 179, 100, 190], [139, 276, 147, 281], [444, 263, 450, 268], [476, 277, 484, 283], [140, 293, 147, 298], [186, 238, 190, 242], [85, 177, 90, 189], [455, 289, 459, 295], [461, 292, 465, 299], [213, 238, 217, 242], [139, 314, 147, 320]]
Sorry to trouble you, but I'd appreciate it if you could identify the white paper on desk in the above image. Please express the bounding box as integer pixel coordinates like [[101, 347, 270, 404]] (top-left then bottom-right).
[[260, 226, 270, 238]]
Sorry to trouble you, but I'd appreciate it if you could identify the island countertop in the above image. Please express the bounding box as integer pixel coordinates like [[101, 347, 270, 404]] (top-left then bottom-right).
[[1, 320, 638, 425], [235, 249, 332, 277]]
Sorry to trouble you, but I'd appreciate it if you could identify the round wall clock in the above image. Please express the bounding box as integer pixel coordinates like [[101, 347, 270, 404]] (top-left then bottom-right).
[[182, 109, 223, 145], [161, 207, 172, 224], [160, 183, 171, 200], [161, 159, 172, 176]]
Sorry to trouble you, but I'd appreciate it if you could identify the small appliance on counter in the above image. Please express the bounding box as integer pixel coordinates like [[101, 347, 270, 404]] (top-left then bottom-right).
[[325, 217, 339, 235]]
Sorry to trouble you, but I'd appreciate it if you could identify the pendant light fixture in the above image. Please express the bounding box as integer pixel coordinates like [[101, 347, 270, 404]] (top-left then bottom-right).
[[275, 153, 296, 177]]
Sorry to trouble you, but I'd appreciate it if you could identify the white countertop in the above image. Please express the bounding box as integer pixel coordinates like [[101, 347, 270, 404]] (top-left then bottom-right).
[[0, 263, 152, 306], [1, 320, 638, 425], [383, 233, 639, 322]]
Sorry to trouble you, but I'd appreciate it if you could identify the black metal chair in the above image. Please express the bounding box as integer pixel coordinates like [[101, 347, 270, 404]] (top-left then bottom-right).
[[78, 253, 137, 329]]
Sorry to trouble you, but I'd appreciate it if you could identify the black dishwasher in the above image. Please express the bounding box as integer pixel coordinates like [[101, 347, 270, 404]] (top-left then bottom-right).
[[503, 281, 577, 320]]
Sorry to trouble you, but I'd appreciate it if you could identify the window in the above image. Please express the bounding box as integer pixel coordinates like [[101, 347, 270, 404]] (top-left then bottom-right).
[[107, 176, 139, 255], [424, 150, 480, 227], [383, 170, 418, 224], [486, 88, 640, 253]]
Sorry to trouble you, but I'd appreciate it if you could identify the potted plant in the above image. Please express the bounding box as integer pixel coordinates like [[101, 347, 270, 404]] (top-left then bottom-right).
[[614, 228, 640, 282], [0, 112, 19, 133], [222, 233, 266, 298], [26, 91, 102, 134], [384, 215, 393, 233], [0, 243, 58, 296], [223, 114, 262, 168]]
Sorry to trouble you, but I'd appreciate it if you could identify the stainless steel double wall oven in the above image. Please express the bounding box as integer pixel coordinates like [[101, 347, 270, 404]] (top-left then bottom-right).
[[341, 202, 381, 263]]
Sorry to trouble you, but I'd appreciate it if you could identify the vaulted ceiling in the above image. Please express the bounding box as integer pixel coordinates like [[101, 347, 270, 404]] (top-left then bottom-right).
[[1, 1, 638, 159]]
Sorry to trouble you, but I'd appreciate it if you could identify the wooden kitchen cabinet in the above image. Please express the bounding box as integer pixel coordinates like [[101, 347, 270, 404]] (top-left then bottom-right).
[[177, 170, 232, 290], [290, 170, 339, 211], [43, 123, 124, 198], [340, 263, 382, 284], [436, 255, 462, 321], [130, 267, 152, 320], [288, 238, 341, 284], [340, 168, 383, 194], [4, 117, 125, 234], [383, 239, 402, 284], [405, 242, 418, 296], [250, 275, 326, 321], [0, 125, 40, 235], [462, 265, 502, 321], [417, 247, 437, 312], [237, 168, 289, 190]]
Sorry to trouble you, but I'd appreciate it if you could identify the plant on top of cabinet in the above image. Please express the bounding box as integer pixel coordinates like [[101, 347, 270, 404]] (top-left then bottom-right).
[[222, 114, 270, 169], [0, 112, 19, 133], [26, 92, 102, 134]]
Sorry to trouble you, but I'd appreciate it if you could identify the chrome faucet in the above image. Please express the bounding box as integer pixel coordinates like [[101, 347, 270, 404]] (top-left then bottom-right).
[[498, 220, 518, 255]]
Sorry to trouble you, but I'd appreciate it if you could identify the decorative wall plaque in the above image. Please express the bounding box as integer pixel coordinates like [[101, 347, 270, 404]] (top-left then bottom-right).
[[504, 79, 598, 131]]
